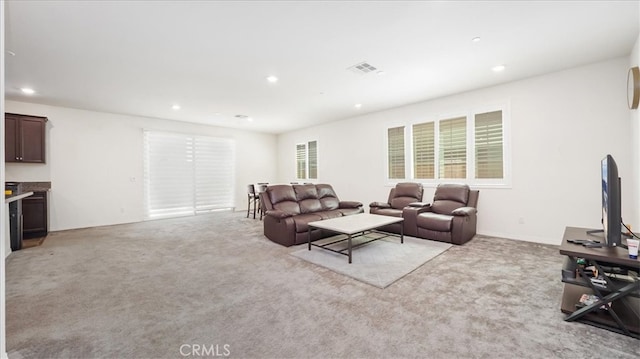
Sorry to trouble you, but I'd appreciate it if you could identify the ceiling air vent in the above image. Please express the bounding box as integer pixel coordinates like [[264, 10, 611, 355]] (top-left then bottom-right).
[[347, 61, 379, 75]]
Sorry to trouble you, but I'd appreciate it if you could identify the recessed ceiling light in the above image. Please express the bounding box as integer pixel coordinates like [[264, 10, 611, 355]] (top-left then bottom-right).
[[377, 71, 386, 75], [472, 37, 481, 43], [354, 103, 362, 109], [247, 117, 254, 122], [492, 64, 506, 72], [266, 76, 278, 83], [172, 104, 181, 110], [21, 88, 35, 95]]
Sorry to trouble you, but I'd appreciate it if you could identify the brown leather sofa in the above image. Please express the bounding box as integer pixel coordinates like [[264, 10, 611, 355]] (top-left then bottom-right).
[[261, 183, 363, 247], [411, 184, 479, 245], [369, 182, 424, 236]]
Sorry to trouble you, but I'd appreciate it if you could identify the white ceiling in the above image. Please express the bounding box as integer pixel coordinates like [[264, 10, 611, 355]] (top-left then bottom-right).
[[4, 1, 639, 134]]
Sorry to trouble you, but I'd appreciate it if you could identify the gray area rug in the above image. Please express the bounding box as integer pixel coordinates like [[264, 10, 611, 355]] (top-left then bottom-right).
[[4, 211, 639, 359], [291, 234, 451, 288]]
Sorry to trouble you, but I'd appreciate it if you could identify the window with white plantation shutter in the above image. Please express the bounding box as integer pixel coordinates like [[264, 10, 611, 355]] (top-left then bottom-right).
[[296, 144, 307, 179], [143, 131, 235, 219], [412, 122, 435, 179], [475, 111, 504, 179], [439, 117, 466, 179], [308, 140, 318, 179], [295, 140, 318, 180], [387, 126, 406, 179]]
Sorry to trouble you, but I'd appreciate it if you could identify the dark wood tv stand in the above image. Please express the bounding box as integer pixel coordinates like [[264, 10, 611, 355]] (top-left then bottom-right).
[[559, 227, 639, 338]]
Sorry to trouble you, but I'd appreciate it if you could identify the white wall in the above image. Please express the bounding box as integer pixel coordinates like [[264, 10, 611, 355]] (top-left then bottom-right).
[[631, 32, 640, 231], [5, 101, 278, 231], [277, 58, 636, 245]]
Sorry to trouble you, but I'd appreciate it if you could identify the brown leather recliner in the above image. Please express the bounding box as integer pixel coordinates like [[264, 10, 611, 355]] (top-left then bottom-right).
[[261, 183, 363, 247], [413, 184, 479, 245], [369, 182, 424, 236]]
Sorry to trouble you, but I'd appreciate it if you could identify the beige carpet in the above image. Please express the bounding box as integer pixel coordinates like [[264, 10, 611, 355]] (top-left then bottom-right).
[[5, 211, 640, 358], [291, 234, 452, 288]]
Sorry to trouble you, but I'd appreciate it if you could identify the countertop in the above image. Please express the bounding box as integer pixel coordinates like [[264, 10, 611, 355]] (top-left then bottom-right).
[[5, 181, 51, 203], [5, 192, 34, 204], [11, 181, 52, 192]]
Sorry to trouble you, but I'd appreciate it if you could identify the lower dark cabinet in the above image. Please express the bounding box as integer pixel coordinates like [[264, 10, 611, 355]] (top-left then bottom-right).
[[22, 191, 48, 239]]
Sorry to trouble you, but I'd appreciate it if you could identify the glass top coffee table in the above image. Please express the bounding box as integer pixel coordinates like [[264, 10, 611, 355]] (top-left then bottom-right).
[[307, 213, 404, 264]]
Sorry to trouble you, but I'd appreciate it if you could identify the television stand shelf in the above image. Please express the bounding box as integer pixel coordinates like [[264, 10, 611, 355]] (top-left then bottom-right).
[[559, 227, 640, 338]]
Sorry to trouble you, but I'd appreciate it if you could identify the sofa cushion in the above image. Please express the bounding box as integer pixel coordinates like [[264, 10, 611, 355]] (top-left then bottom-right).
[[299, 199, 322, 213], [390, 197, 418, 210], [268, 185, 301, 215], [431, 200, 464, 216], [371, 208, 402, 218], [417, 212, 453, 232], [389, 183, 423, 209], [273, 201, 301, 215], [316, 210, 343, 220], [294, 184, 318, 200], [293, 213, 324, 233], [317, 184, 340, 210], [434, 184, 469, 204], [395, 182, 423, 198]]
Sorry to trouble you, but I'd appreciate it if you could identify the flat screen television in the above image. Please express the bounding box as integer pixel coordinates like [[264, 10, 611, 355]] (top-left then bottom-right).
[[600, 154, 623, 247]]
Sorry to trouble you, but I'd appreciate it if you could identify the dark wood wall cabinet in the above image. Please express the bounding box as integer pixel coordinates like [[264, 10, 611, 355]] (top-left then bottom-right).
[[5, 112, 47, 163], [22, 191, 48, 239]]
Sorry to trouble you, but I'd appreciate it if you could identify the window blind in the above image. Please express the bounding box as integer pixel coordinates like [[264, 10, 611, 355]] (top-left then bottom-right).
[[296, 144, 307, 179], [194, 137, 235, 212], [475, 111, 504, 179], [412, 122, 435, 179], [387, 126, 405, 179], [143, 131, 235, 219], [439, 117, 466, 179], [308, 140, 318, 179]]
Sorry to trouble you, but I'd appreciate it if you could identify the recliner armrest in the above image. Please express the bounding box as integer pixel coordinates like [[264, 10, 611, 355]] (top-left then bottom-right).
[[452, 207, 477, 217], [339, 201, 363, 209], [369, 202, 391, 209], [265, 210, 294, 219], [409, 202, 431, 208]]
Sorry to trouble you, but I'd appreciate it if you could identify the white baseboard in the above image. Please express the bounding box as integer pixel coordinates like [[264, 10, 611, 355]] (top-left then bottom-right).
[[477, 231, 561, 246]]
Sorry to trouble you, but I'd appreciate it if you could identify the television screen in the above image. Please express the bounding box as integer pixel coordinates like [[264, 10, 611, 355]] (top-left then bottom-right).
[[601, 155, 622, 247]]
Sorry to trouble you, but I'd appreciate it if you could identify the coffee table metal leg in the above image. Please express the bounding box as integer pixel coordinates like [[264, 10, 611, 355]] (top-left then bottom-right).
[[308, 227, 312, 250], [348, 234, 352, 263], [401, 225, 404, 244]]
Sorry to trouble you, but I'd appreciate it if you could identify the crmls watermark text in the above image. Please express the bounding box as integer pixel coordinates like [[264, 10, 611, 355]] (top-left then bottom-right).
[[179, 344, 231, 357]]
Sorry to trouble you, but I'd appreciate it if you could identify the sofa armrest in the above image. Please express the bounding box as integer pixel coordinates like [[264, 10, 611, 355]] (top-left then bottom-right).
[[369, 202, 391, 209], [265, 210, 294, 219], [402, 205, 431, 237], [452, 207, 477, 217], [339, 201, 363, 209], [408, 202, 431, 208]]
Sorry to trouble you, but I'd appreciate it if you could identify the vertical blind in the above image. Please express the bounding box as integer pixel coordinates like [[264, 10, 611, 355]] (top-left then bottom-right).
[[439, 117, 467, 179], [475, 111, 504, 179], [143, 131, 235, 219], [412, 122, 435, 179], [387, 126, 405, 179]]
